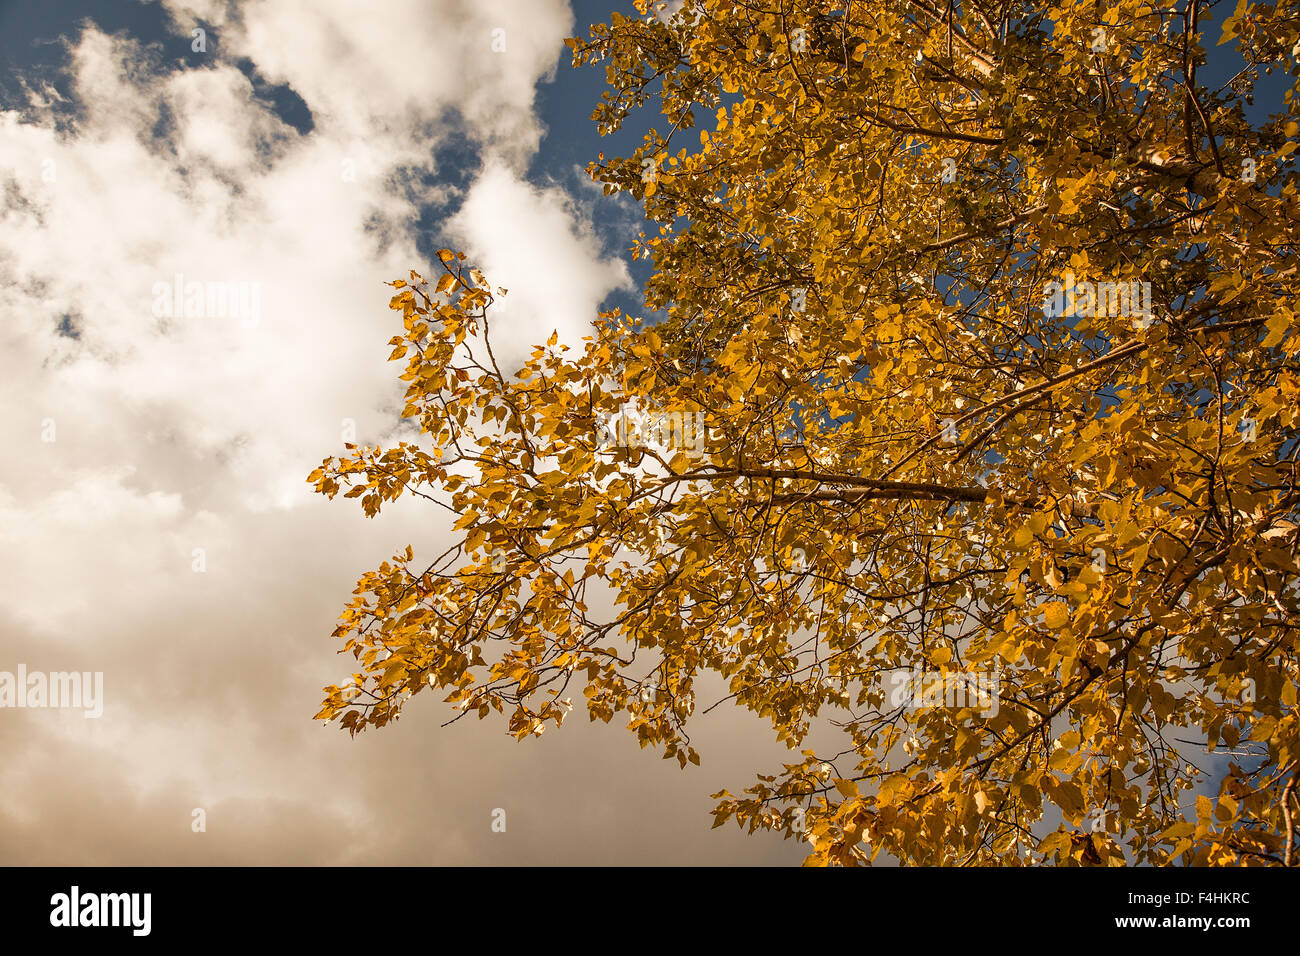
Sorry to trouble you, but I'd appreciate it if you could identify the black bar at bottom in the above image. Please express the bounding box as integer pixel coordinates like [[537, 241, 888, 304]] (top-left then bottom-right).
[[0, 865, 1283, 942]]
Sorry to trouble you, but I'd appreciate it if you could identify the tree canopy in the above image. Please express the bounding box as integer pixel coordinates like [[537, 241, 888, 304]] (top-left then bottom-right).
[[311, 0, 1300, 866]]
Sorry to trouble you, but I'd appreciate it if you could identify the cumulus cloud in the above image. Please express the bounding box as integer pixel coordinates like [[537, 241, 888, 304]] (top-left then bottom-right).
[[163, 0, 571, 166], [445, 158, 632, 370]]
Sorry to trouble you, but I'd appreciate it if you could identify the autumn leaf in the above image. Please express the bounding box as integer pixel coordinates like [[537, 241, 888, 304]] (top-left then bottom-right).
[[311, 0, 1300, 869]]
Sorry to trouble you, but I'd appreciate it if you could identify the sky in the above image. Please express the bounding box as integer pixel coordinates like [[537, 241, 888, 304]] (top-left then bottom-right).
[[0, 0, 808, 865], [0, 0, 1271, 869]]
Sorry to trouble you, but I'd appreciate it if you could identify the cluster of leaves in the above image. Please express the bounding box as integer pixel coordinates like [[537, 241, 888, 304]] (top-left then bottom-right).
[[311, 0, 1300, 866]]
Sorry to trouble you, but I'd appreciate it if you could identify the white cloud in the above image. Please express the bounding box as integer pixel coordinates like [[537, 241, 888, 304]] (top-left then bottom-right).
[[445, 158, 633, 371], [163, 0, 572, 166], [0, 0, 630, 512]]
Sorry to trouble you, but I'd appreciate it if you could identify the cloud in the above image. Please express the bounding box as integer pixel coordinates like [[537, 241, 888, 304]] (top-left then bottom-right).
[[162, 0, 573, 166], [445, 158, 633, 370]]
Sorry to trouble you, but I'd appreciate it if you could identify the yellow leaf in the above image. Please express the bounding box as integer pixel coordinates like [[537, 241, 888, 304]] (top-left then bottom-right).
[[833, 777, 859, 799], [1043, 602, 1071, 630]]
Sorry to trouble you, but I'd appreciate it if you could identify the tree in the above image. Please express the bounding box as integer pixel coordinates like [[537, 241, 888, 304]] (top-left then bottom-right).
[[310, 0, 1300, 866]]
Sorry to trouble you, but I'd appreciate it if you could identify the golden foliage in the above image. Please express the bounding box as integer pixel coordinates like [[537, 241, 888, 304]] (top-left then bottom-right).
[[311, 0, 1300, 866]]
